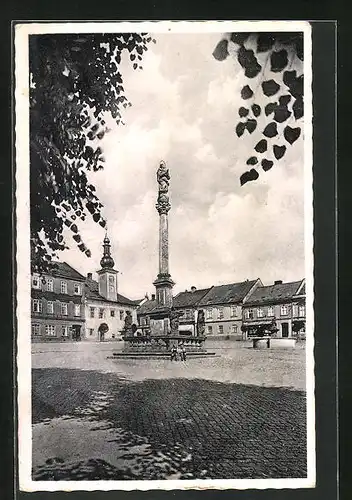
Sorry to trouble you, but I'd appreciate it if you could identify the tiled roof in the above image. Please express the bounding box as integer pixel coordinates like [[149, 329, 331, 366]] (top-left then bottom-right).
[[245, 280, 304, 306], [198, 280, 258, 306], [137, 299, 158, 315], [173, 288, 211, 308], [49, 261, 86, 281], [85, 279, 136, 306]]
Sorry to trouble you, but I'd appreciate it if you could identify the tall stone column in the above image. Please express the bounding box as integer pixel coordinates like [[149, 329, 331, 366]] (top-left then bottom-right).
[[153, 160, 175, 308]]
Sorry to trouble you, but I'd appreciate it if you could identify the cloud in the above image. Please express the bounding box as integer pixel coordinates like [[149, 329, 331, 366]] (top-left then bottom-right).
[[59, 33, 306, 299]]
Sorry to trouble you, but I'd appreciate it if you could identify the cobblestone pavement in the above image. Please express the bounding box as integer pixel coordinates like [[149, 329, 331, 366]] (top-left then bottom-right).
[[31, 341, 307, 481]]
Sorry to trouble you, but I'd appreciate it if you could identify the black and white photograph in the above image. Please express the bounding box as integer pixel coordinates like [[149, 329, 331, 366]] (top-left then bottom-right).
[[15, 21, 314, 491]]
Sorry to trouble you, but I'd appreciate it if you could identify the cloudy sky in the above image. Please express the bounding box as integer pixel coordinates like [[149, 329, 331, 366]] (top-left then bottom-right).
[[60, 32, 306, 299]]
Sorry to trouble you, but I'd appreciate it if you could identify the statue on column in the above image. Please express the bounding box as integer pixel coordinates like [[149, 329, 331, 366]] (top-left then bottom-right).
[[197, 309, 205, 336], [157, 160, 170, 193], [156, 161, 171, 214]]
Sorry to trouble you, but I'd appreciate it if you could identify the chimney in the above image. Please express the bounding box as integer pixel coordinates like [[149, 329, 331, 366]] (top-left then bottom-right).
[[151, 293, 156, 301], [191, 286, 197, 293], [87, 273, 92, 280], [274, 280, 283, 285]]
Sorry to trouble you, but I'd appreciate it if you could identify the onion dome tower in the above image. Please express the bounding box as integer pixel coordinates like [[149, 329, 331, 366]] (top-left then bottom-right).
[[97, 233, 119, 301]]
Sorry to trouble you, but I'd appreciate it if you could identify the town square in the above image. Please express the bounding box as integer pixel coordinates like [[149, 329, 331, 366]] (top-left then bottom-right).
[[15, 22, 313, 488]]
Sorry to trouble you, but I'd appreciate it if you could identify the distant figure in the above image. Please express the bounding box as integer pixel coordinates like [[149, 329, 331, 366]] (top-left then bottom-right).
[[179, 342, 187, 361], [170, 345, 178, 361]]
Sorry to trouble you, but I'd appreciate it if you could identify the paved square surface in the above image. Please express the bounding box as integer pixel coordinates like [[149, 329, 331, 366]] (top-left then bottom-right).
[[31, 340, 307, 480]]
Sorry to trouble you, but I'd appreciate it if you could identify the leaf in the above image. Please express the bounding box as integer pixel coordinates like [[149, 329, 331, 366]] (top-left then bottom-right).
[[99, 219, 106, 228], [263, 122, 278, 138], [230, 33, 250, 45], [273, 145, 287, 160], [265, 102, 277, 116], [284, 126, 301, 144], [85, 249, 92, 257], [70, 224, 78, 233], [279, 94, 291, 106], [251, 104, 261, 117], [257, 33, 276, 53], [292, 96, 304, 119], [240, 168, 259, 186], [238, 107, 249, 117], [93, 213, 100, 223], [236, 122, 246, 137], [255, 139, 267, 153], [270, 49, 288, 72], [212, 39, 229, 61], [241, 85, 254, 100], [73, 234, 81, 243], [245, 119, 257, 134], [246, 156, 258, 165], [262, 80, 280, 97], [261, 159, 274, 171], [237, 46, 262, 78], [273, 105, 291, 123]]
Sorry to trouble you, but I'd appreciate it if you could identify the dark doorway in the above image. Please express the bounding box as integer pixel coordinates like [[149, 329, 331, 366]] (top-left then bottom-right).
[[71, 325, 82, 341], [281, 323, 289, 338]]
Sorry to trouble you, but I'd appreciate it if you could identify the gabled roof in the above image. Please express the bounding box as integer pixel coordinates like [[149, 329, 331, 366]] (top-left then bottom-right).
[[294, 281, 305, 296], [198, 280, 258, 306], [48, 261, 86, 281], [245, 280, 304, 306], [85, 279, 136, 306], [173, 288, 211, 309]]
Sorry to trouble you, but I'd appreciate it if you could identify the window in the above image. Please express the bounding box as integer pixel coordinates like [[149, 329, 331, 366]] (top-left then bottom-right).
[[89, 328, 94, 336], [61, 325, 68, 337], [45, 324, 56, 336], [218, 308, 224, 319], [74, 304, 81, 316], [119, 310, 124, 320], [33, 299, 42, 313], [61, 303, 68, 316], [110, 309, 115, 317], [185, 309, 192, 320], [218, 325, 224, 334], [230, 306, 237, 317], [140, 317, 146, 326], [74, 283, 81, 295], [47, 301, 54, 314], [257, 308, 264, 318], [109, 275, 114, 284], [47, 279, 54, 292], [99, 308, 105, 319], [280, 305, 288, 316], [60, 281, 67, 294], [267, 306, 274, 317], [298, 305, 305, 317], [244, 309, 254, 320], [90, 307, 95, 318], [207, 325, 213, 334], [206, 308, 213, 320], [232, 324, 238, 334], [32, 323, 40, 336], [32, 275, 41, 289]]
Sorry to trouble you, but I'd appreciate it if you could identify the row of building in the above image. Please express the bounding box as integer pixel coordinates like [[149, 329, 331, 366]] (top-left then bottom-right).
[[31, 236, 306, 342], [138, 278, 306, 340]]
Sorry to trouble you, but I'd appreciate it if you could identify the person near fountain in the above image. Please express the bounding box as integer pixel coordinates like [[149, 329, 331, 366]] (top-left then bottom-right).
[[170, 344, 178, 361]]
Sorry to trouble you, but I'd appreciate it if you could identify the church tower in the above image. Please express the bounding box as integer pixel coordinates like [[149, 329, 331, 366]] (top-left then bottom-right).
[[97, 234, 119, 302]]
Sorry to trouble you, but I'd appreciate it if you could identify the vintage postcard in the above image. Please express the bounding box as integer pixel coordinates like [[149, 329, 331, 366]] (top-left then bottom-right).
[[15, 20, 314, 491]]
